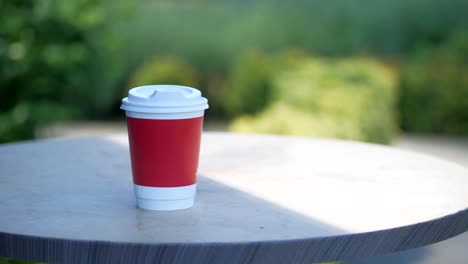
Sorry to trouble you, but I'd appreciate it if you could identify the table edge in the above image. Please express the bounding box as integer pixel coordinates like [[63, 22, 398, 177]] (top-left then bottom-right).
[[1, 208, 466, 264]]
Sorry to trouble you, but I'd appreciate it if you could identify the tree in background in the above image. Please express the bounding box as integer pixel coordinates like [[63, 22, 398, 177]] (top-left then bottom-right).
[[0, 0, 134, 143]]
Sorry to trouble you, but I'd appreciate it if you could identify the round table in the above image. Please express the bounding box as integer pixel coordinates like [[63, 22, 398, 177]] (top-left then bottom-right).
[[0, 132, 467, 264]]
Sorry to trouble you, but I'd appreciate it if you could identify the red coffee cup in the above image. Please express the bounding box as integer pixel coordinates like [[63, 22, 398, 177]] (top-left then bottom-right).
[[121, 85, 208, 210]]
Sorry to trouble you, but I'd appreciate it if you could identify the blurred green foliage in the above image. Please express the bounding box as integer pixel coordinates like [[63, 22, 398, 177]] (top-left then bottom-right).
[[0, 257, 42, 264], [126, 56, 199, 95], [105, 0, 468, 140], [119, 0, 468, 72], [0, 0, 132, 142], [0, 0, 105, 142], [231, 56, 398, 144], [1, 0, 468, 143], [399, 32, 468, 135]]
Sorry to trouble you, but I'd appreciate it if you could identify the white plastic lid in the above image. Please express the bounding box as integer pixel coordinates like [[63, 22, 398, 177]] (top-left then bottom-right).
[[121, 85, 208, 114]]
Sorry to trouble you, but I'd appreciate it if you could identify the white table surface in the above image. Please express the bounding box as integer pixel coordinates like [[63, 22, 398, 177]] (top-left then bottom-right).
[[0, 132, 467, 264]]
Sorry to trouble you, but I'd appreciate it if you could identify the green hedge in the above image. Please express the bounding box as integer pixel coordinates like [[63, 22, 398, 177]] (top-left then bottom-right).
[[399, 32, 468, 134], [230, 56, 398, 144], [126, 56, 199, 94], [224, 51, 273, 116]]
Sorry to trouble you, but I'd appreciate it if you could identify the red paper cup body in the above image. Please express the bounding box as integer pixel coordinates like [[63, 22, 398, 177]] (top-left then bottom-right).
[[126, 116, 203, 188]]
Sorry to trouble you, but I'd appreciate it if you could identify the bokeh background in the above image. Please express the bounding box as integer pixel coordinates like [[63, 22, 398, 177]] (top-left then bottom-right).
[[1, 0, 468, 264], [2, 0, 468, 144]]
